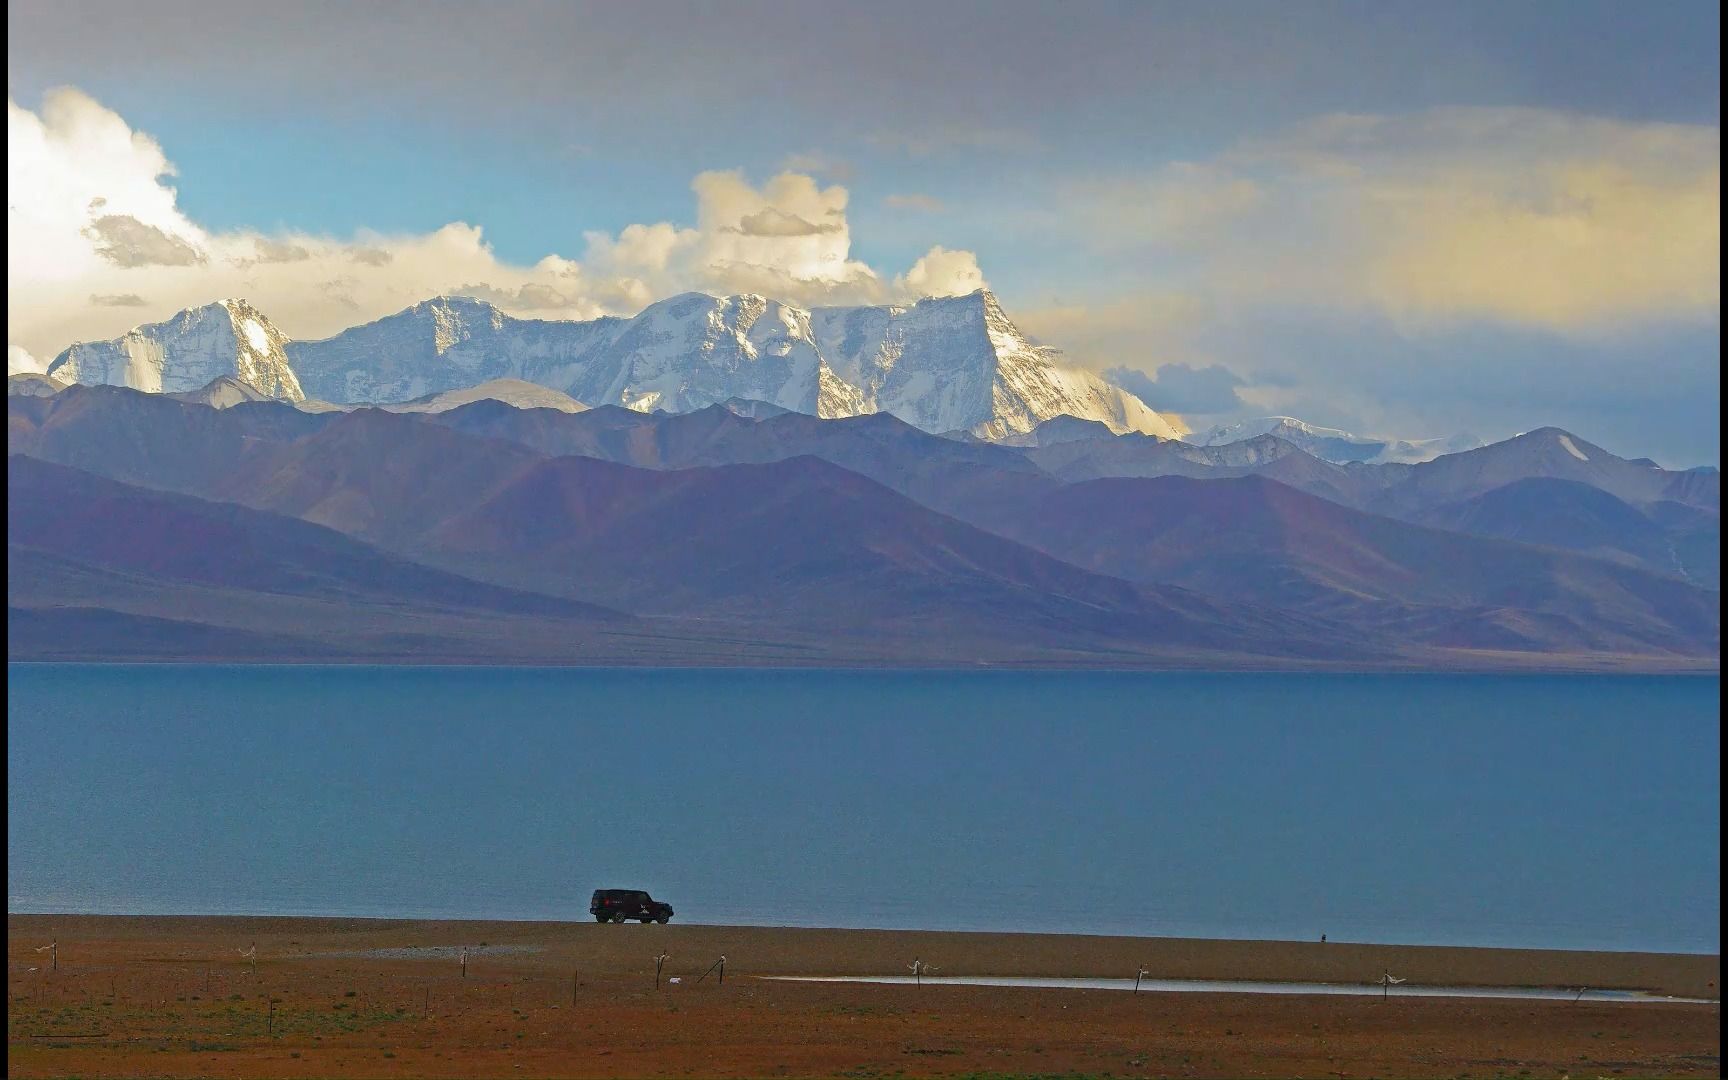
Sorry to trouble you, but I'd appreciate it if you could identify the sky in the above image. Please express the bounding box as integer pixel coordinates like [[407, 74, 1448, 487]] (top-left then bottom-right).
[[7, 0, 1721, 464]]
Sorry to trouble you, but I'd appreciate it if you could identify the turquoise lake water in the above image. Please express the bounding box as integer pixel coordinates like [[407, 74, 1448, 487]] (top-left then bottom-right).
[[7, 665, 1719, 954]]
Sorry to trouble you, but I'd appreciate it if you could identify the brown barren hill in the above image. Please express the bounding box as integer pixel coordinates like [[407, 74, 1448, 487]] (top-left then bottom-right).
[[982, 473, 1721, 656]]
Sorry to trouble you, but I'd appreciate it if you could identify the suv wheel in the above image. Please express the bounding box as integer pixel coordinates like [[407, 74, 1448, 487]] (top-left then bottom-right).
[[594, 915, 608, 923], [656, 916, 670, 925]]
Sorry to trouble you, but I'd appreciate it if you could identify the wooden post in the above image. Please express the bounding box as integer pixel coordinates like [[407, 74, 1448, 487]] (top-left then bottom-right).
[[1135, 967, 1147, 994], [424, 986, 430, 1018], [655, 953, 668, 990], [267, 997, 275, 1036], [718, 957, 725, 986], [460, 947, 468, 980], [572, 973, 578, 1005]]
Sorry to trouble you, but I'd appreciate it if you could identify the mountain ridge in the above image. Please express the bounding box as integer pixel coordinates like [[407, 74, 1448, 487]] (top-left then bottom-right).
[[46, 290, 1181, 440]]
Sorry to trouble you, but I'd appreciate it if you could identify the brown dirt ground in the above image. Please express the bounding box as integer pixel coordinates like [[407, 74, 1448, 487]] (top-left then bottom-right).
[[8, 916, 1720, 1079]]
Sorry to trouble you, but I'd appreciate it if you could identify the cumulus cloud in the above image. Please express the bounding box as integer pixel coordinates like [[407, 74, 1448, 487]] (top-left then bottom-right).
[[898, 246, 987, 298], [7, 89, 989, 361], [9, 345, 45, 376], [734, 207, 840, 237], [1106, 362, 1247, 415], [82, 212, 205, 267], [457, 280, 580, 310]]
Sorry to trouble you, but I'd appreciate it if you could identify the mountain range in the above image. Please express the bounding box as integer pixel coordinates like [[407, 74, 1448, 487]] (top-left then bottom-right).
[[1188, 416, 1485, 464], [45, 291, 1180, 441], [9, 375, 1718, 667]]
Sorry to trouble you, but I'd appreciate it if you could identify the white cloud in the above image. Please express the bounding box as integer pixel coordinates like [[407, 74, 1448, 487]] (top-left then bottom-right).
[[83, 212, 206, 267], [9, 345, 45, 376], [1073, 107, 1720, 332], [897, 246, 987, 298], [7, 89, 988, 361]]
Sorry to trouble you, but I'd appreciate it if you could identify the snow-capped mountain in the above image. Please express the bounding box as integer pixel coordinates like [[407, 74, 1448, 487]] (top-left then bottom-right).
[[807, 291, 1181, 438], [47, 300, 304, 402], [47, 290, 1183, 438], [286, 296, 623, 405], [276, 290, 1179, 438], [1188, 416, 1482, 465]]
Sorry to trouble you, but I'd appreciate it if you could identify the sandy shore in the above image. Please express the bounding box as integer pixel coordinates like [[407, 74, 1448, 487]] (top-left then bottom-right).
[[9, 915, 1719, 1078]]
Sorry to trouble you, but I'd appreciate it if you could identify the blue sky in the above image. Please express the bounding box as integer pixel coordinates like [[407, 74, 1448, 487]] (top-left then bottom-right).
[[7, 0, 1720, 463]]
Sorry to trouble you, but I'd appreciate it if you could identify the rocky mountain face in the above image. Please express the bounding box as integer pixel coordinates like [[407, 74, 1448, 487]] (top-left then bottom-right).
[[285, 296, 623, 406], [48, 291, 1179, 439], [806, 291, 1180, 438], [47, 300, 303, 402]]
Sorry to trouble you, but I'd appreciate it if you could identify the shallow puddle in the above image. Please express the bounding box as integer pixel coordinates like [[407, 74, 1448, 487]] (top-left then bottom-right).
[[763, 974, 1714, 1003]]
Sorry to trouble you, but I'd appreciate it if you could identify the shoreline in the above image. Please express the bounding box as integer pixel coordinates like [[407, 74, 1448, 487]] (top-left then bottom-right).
[[12, 914, 1719, 1001], [9, 657, 1722, 674]]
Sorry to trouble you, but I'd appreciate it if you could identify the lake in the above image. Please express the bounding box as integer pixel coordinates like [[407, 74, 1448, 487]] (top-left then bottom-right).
[[7, 665, 1719, 954]]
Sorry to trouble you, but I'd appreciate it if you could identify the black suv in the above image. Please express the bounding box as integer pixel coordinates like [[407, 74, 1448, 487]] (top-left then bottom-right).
[[590, 888, 673, 924]]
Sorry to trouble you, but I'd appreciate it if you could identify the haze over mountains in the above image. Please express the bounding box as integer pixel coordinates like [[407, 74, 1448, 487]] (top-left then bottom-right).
[[9, 370, 1718, 668]]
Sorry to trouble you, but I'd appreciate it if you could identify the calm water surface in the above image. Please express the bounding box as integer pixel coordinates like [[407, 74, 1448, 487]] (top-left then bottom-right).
[[7, 666, 1719, 954]]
